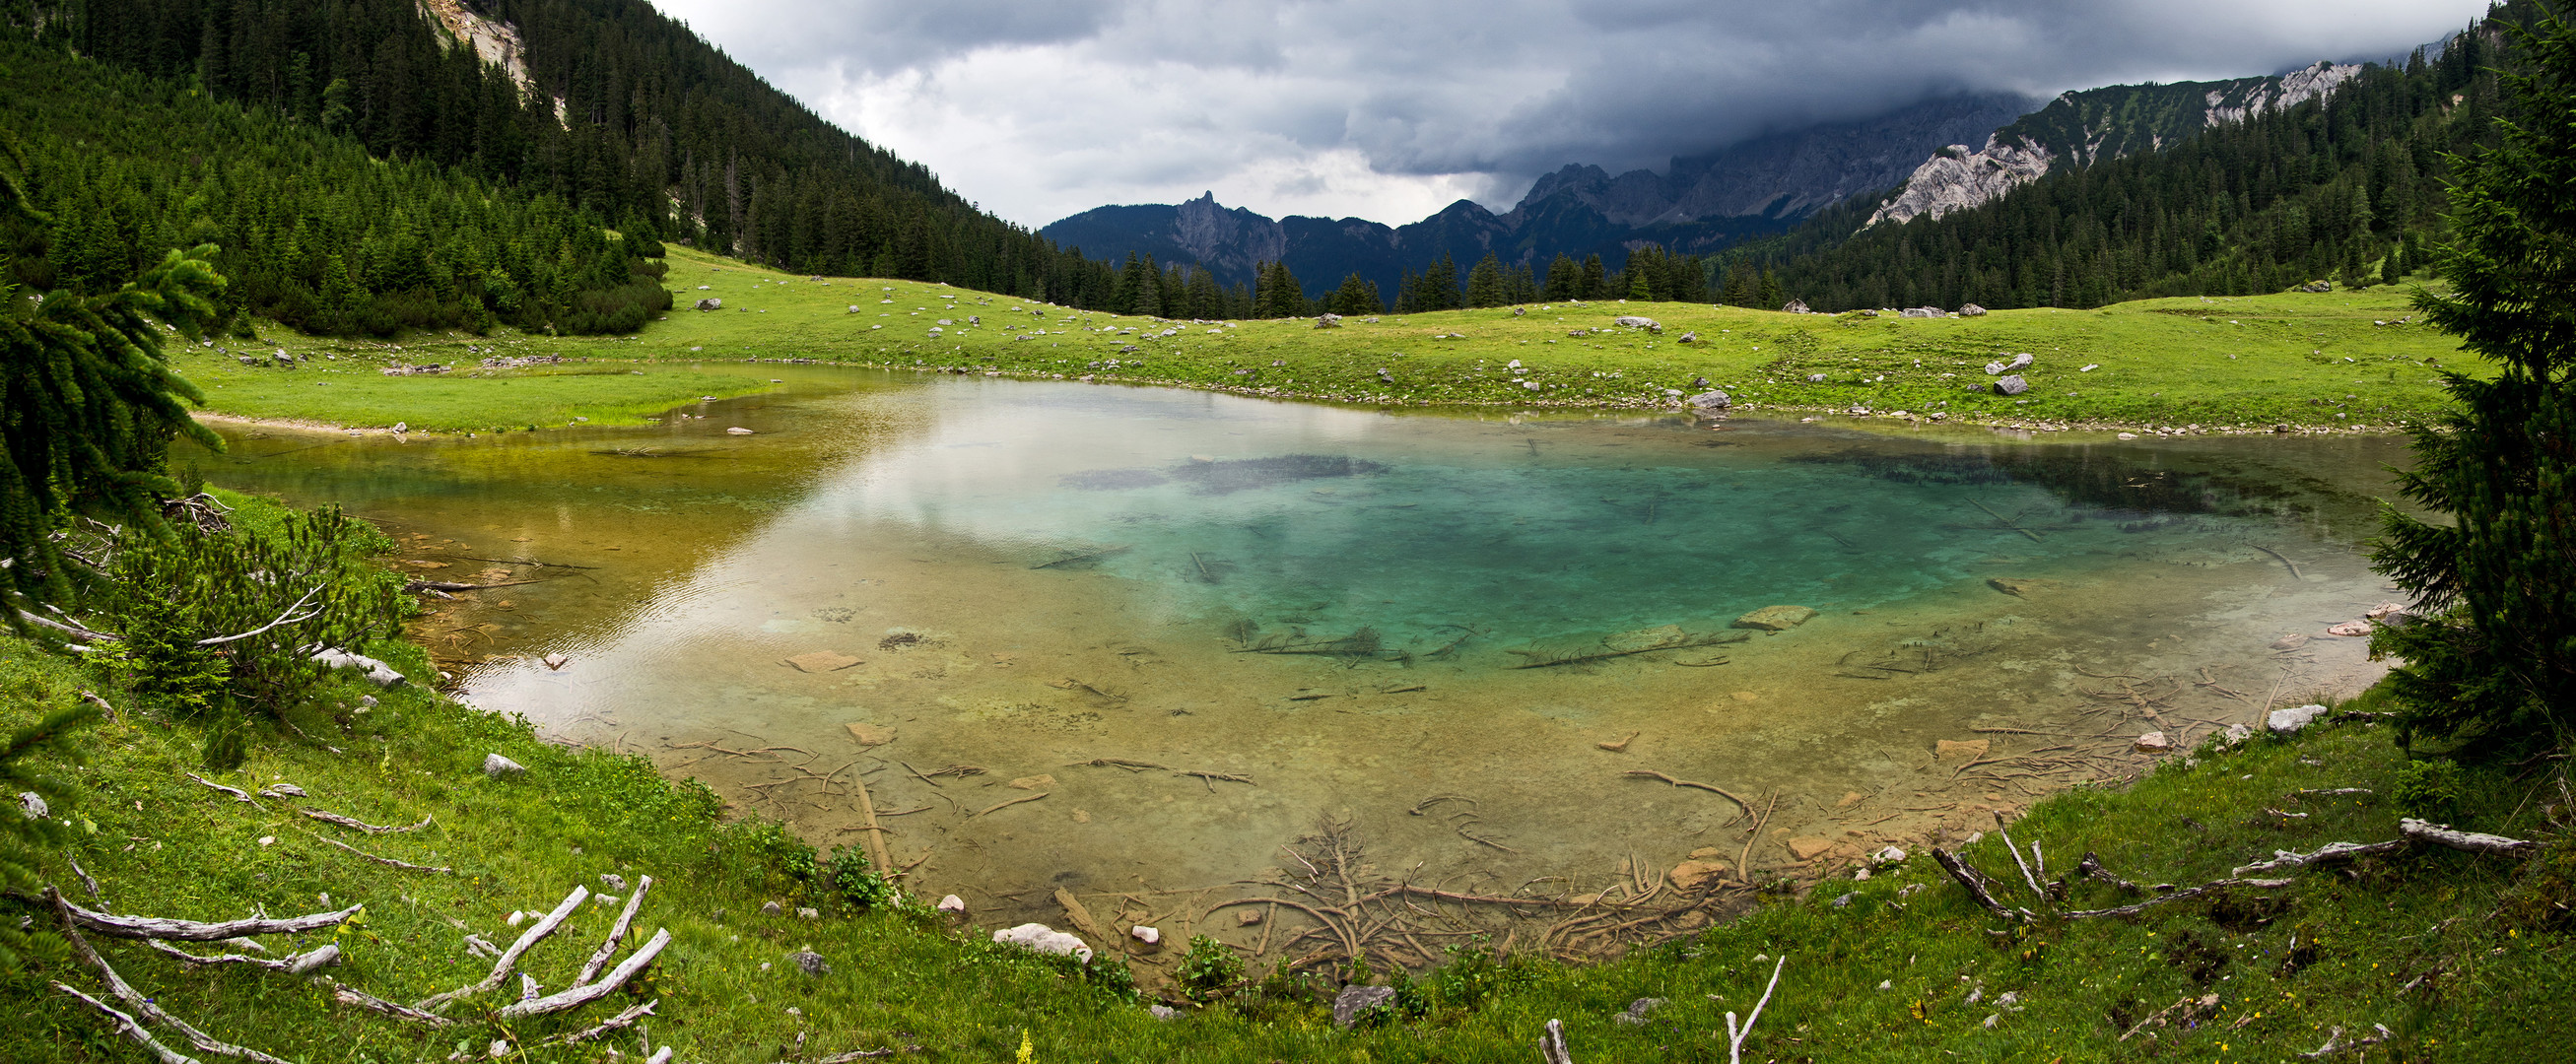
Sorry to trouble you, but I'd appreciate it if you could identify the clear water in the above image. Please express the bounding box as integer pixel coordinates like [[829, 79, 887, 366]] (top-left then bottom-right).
[[194, 367, 2407, 960]]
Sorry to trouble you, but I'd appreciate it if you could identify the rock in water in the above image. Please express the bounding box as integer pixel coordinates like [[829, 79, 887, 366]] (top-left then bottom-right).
[[935, 895, 967, 914], [1787, 836, 1836, 861], [1934, 739, 1990, 762], [1666, 859, 1729, 890], [1604, 625, 1689, 654], [482, 753, 526, 778], [2268, 704, 2328, 734], [2325, 621, 2372, 637], [992, 923, 1091, 964], [1993, 374, 2029, 396], [844, 722, 895, 746], [1332, 985, 1396, 1029], [1987, 577, 2032, 597], [1731, 605, 1817, 631], [726, 427, 755, 434], [2134, 731, 2173, 753]]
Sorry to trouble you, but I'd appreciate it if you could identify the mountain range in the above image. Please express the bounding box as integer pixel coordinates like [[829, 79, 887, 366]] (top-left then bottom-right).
[[1041, 58, 2389, 300]]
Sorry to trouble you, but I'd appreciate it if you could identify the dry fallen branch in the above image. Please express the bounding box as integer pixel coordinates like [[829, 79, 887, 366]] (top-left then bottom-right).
[[2232, 840, 2408, 877], [300, 808, 433, 833], [1931, 848, 2024, 921], [53, 981, 199, 1064], [307, 831, 452, 873], [1623, 769, 1752, 819], [2121, 992, 2220, 1041], [49, 890, 292, 1064], [2401, 818, 2536, 854], [499, 928, 671, 1019], [331, 984, 452, 1027], [973, 792, 1048, 817], [2065, 878, 2293, 919], [417, 885, 587, 1011], [576, 876, 653, 985], [1538, 1018, 1574, 1064], [2300, 1023, 2395, 1059], [149, 940, 342, 974], [539, 1000, 656, 1047], [183, 772, 254, 804], [60, 898, 364, 942], [1727, 954, 1786, 1064]]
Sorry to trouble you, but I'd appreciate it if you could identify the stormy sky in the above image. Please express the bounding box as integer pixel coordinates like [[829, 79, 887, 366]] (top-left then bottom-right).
[[644, 0, 2485, 228]]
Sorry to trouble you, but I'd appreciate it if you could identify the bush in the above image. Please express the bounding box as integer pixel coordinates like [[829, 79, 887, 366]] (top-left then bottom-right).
[[2392, 760, 2465, 820], [821, 846, 898, 911], [1174, 934, 1245, 1003]]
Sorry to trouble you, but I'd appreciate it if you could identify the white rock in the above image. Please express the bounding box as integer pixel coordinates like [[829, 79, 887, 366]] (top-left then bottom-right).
[[992, 922, 1092, 964], [1130, 925, 1160, 945], [1870, 845, 1908, 867], [935, 895, 967, 914], [482, 753, 526, 778], [2268, 704, 2328, 734], [726, 427, 754, 434], [1149, 1003, 1181, 1021], [2134, 731, 2173, 753], [18, 791, 47, 819], [311, 647, 405, 687]]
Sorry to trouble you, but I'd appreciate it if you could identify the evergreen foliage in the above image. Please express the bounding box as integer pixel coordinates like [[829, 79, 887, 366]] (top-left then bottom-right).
[[0, 702, 95, 967], [2370, 6, 2576, 747]]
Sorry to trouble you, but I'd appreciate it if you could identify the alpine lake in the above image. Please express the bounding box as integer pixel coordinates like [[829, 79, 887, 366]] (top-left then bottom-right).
[[192, 366, 2408, 971]]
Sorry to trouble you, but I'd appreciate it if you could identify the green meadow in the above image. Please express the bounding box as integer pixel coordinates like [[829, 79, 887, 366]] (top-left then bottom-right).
[[175, 245, 2471, 434]]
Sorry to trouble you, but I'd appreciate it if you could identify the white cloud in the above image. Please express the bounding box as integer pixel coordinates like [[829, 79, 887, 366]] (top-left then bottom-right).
[[648, 0, 2490, 228]]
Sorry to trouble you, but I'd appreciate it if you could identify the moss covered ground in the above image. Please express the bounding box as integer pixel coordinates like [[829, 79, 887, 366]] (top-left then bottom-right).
[[173, 247, 2475, 435], [4, 499, 2567, 1061]]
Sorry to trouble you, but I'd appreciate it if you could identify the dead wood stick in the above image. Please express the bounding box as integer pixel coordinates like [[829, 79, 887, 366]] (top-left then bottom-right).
[[417, 885, 587, 1011], [1970, 498, 2043, 542], [183, 772, 254, 804], [48, 891, 293, 1064], [59, 897, 364, 942], [576, 876, 653, 985], [441, 555, 601, 569], [539, 1000, 656, 1047], [2120, 992, 2221, 1041], [68, 855, 102, 898], [79, 690, 122, 726], [1624, 769, 1752, 818], [1539, 1018, 1574, 1064], [300, 808, 433, 833], [1067, 758, 1172, 772], [2067, 878, 2294, 919], [307, 832, 451, 873], [2299, 1024, 2395, 1059], [149, 939, 342, 974], [900, 761, 946, 788], [850, 765, 893, 874], [331, 984, 452, 1026], [2073, 852, 2140, 894], [1178, 769, 1254, 789], [2232, 839, 2408, 876], [1736, 790, 1778, 880], [816, 1048, 925, 1062], [1456, 823, 1519, 853], [2401, 818, 2538, 854], [2251, 543, 2302, 579], [405, 577, 556, 592], [1931, 848, 2022, 921], [1996, 821, 2048, 901], [498, 928, 671, 1019], [973, 792, 1048, 817], [53, 982, 200, 1064]]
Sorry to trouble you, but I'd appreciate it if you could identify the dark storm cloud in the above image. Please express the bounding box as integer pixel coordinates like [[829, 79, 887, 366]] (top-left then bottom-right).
[[646, 0, 2486, 225]]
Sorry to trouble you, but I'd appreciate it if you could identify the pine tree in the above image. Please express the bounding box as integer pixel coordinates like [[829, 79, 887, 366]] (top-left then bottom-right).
[[1541, 253, 1577, 300], [1579, 254, 1604, 299], [1462, 253, 1504, 307], [2370, 7, 2576, 745]]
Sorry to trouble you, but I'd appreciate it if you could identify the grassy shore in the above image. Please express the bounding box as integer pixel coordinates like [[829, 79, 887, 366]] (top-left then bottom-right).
[[172, 246, 2472, 434], [3, 493, 2566, 1062]]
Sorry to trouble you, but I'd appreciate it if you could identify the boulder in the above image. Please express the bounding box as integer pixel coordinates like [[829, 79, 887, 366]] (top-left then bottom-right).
[[935, 895, 968, 914], [311, 647, 405, 687], [1900, 306, 1944, 318], [2299, 281, 2333, 293], [1959, 303, 1988, 316], [2325, 621, 2372, 637], [1787, 836, 1836, 861], [992, 923, 1092, 964], [1613, 998, 1665, 1027], [789, 949, 831, 975], [2002, 353, 2034, 372], [1314, 313, 1342, 328], [1677, 331, 1700, 343], [482, 753, 526, 778], [1666, 859, 1729, 890], [1612, 315, 1662, 333], [1512, 307, 1526, 316], [2134, 731, 2173, 753], [1331, 985, 1396, 1029], [1782, 299, 1811, 314], [1686, 390, 1730, 415], [2268, 703, 2328, 734], [1731, 605, 1817, 632], [695, 298, 721, 311], [1869, 845, 1909, 867], [1993, 374, 2029, 396], [847, 305, 862, 313], [1129, 925, 1161, 947], [760, 900, 783, 916]]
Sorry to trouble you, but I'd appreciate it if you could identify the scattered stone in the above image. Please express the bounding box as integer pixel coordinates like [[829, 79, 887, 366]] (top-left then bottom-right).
[[936, 895, 967, 915], [847, 305, 862, 313], [787, 651, 863, 673], [1787, 836, 1836, 861], [790, 949, 830, 975], [1831, 892, 1859, 907], [795, 906, 819, 920], [1236, 908, 1263, 926], [2134, 731, 2173, 753], [600, 873, 628, 891], [1667, 859, 1729, 890], [2299, 281, 2333, 293], [19, 792, 47, 819], [1870, 845, 1909, 867], [1959, 303, 1987, 316], [1612, 315, 1662, 333], [1731, 605, 1817, 632], [1782, 299, 1811, 313], [695, 298, 721, 311], [1130, 925, 1161, 946], [1686, 390, 1730, 415], [760, 901, 783, 916], [2080, 364, 2100, 372], [1008, 774, 1055, 790], [726, 427, 755, 434], [1149, 1004, 1181, 1021], [1314, 313, 1342, 329], [2364, 602, 2408, 620], [1992, 374, 2029, 396], [1512, 307, 1526, 316], [482, 754, 526, 778], [995, 923, 1092, 963], [1677, 331, 1700, 343], [1806, 372, 1829, 383], [2268, 703, 2328, 734], [844, 722, 895, 746], [1613, 998, 1665, 1027], [1331, 985, 1396, 1029], [2002, 353, 2034, 372], [2220, 722, 2254, 747], [2325, 621, 2372, 637], [1835, 791, 1866, 810], [391, 422, 408, 433], [1899, 306, 1944, 318], [1935, 739, 1990, 762]]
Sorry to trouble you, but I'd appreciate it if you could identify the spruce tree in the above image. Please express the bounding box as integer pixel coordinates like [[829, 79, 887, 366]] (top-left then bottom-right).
[[2371, 8, 2576, 745], [1463, 253, 1504, 307], [1579, 254, 1604, 299], [1542, 253, 1577, 300]]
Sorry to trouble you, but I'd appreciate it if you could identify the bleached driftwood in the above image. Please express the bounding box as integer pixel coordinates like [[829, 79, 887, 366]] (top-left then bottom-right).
[[2233, 839, 2408, 877], [499, 928, 672, 1019], [1726, 955, 1786, 1064], [2073, 851, 2140, 894], [1538, 1018, 1574, 1064], [52, 982, 198, 1064], [2400, 818, 2536, 854], [300, 808, 433, 833], [195, 585, 325, 647], [49, 891, 293, 1064], [2300, 1023, 2395, 1058], [183, 772, 255, 804], [60, 897, 363, 942], [2065, 878, 2293, 919], [1931, 848, 2025, 921], [415, 885, 586, 1011], [306, 831, 451, 873], [331, 984, 452, 1027], [539, 1000, 657, 1046], [576, 875, 653, 985], [149, 940, 342, 974]]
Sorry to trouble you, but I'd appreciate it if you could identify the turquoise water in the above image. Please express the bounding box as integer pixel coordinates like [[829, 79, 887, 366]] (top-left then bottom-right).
[[198, 368, 2406, 960]]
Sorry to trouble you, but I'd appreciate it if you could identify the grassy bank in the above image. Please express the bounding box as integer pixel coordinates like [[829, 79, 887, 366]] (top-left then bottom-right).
[[171, 246, 2473, 434], [4, 494, 2567, 1061]]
